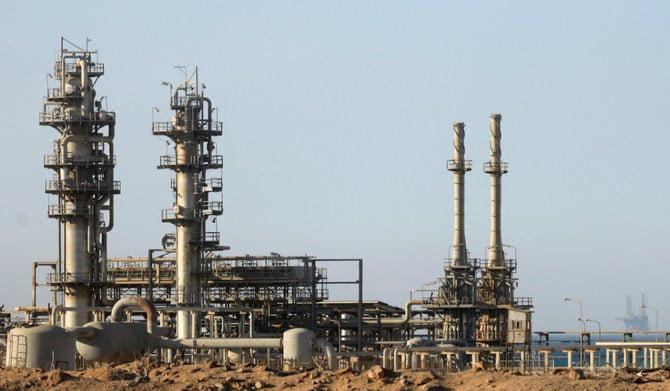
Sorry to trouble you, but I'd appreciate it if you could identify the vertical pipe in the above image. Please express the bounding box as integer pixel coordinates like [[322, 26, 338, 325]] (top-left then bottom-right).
[[358, 259, 363, 352], [486, 114, 505, 267], [310, 259, 316, 331], [31, 263, 37, 307]]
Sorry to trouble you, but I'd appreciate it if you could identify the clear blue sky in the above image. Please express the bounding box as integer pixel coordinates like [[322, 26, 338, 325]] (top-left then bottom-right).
[[1, 1, 668, 332]]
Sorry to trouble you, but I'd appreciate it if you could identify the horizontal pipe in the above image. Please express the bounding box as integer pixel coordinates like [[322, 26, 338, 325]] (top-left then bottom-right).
[[159, 337, 282, 350], [363, 300, 423, 326], [15, 306, 50, 313], [156, 306, 257, 314]]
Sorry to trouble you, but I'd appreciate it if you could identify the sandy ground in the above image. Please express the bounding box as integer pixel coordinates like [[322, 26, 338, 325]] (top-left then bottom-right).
[[1, 361, 670, 390]]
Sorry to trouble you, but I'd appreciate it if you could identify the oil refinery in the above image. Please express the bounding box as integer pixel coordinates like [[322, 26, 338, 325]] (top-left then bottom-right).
[[4, 38, 534, 371]]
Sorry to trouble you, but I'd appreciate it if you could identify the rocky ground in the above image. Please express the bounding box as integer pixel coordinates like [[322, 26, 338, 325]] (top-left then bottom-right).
[[1, 361, 670, 390]]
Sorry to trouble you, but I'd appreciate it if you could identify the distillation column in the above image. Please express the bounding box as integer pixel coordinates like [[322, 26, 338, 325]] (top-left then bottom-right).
[[153, 69, 224, 338], [40, 39, 119, 327]]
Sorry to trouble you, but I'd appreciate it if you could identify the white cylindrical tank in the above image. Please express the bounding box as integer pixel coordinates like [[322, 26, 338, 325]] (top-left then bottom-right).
[[282, 328, 315, 370], [76, 321, 152, 363], [6, 325, 76, 370]]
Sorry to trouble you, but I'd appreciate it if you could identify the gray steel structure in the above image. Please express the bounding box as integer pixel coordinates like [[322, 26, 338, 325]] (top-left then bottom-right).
[[40, 38, 119, 327], [425, 115, 532, 351], [152, 68, 225, 338]]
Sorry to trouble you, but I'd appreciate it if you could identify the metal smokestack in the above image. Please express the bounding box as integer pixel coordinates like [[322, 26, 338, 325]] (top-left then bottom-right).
[[447, 122, 471, 266], [484, 114, 508, 267]]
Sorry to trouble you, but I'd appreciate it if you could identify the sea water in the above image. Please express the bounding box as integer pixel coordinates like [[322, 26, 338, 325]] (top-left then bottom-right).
[[532, 331, 665, 368]]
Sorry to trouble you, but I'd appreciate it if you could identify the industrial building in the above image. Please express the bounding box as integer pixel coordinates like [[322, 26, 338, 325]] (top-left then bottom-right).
[[6, 39, 532, 371]]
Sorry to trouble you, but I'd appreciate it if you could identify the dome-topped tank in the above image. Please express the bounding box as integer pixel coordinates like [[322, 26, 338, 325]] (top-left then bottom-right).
[[76, 321, 153, 363], [6, 324, 76, 370], [282, 328, 315, 370]]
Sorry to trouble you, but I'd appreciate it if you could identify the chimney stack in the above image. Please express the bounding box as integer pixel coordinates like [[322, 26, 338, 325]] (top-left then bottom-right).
[[447, 122, 471, 266], [484, 114, 508, 267]]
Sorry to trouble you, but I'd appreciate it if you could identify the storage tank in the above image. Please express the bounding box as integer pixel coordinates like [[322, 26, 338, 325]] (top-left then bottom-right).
[[76, 321, 153, 363], [6, 324, 76, 370], [282, 328, 315, 370]]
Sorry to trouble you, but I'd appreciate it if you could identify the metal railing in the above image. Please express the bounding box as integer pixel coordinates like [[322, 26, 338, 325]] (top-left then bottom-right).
[[158, 154, 223, 169], [56, 61, 104, 75], [514, 297, 534, 308], [151, 121, 174, 133], [161, 207, 199, 221], [483, 161, 509, 174], [44, 153, 115, 166], [444, 258, 482, 269], [46, 87, 81, 99], [39, 110, 116, 124], [199, 232, 220, 244], [46, 272, 111, 284], [48, 204, 89, 216], [198, 178, 223, 192], [45, 179, 121, 193], [447, 159, 472, 171], [199, 201, 223, 215], [195, 119, 223, 133]]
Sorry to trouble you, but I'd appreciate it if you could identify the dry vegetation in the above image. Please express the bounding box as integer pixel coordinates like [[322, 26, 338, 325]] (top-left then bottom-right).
[[3, 360, 670, 391]]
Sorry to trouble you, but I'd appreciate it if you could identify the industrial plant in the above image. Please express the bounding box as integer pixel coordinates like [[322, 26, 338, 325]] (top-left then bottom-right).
[[4, 39, 534, 371]]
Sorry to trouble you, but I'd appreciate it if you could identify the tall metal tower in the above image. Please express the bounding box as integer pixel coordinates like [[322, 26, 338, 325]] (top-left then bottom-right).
[[40, 38, 120, 327], [477, 114, 516, 345], [440, 122, 478, 342], [153, 68, 225, 338]]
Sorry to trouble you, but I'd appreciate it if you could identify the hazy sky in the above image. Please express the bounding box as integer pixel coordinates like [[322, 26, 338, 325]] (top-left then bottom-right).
[[1, 1, 668, 332]]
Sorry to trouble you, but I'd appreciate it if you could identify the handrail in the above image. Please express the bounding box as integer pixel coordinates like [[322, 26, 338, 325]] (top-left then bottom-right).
[[45, 179, 121, 193]]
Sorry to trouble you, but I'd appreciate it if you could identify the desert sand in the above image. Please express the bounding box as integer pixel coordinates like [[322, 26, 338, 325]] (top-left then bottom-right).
[[2, 360, 670, 390]]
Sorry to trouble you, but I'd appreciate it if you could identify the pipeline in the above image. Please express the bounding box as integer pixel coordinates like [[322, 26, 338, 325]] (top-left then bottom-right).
[[110, 297, 157, 334], [314, 338, 338, 370], [157, 332, 338, 370], [360, 300, 423, 326], [163, 337, 282, 350]]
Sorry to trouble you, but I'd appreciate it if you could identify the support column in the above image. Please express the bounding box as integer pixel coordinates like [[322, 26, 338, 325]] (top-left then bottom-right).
[[622, 349, 630, 367], [540, 348, 554, 373], [466, 351, 480, 368], [643, 347, 648, 369], [606, 348, 620, 367], [663, 349, 667, 366], [650, 348, 661, 368], [444, 352, 454, 372], [585, 348, 600, 373], [492, 351, 502, 370], [562, 348, 577, 368]]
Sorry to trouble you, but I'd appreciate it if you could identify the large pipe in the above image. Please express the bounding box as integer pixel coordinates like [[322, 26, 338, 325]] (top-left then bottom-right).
[[315, 338, 338, 370], [362, 300, 423, 326], [110, 297, 158, 335], [448, 122, 471, 266], [171, 338, 282, 350], [484, 114, 507, 267]]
